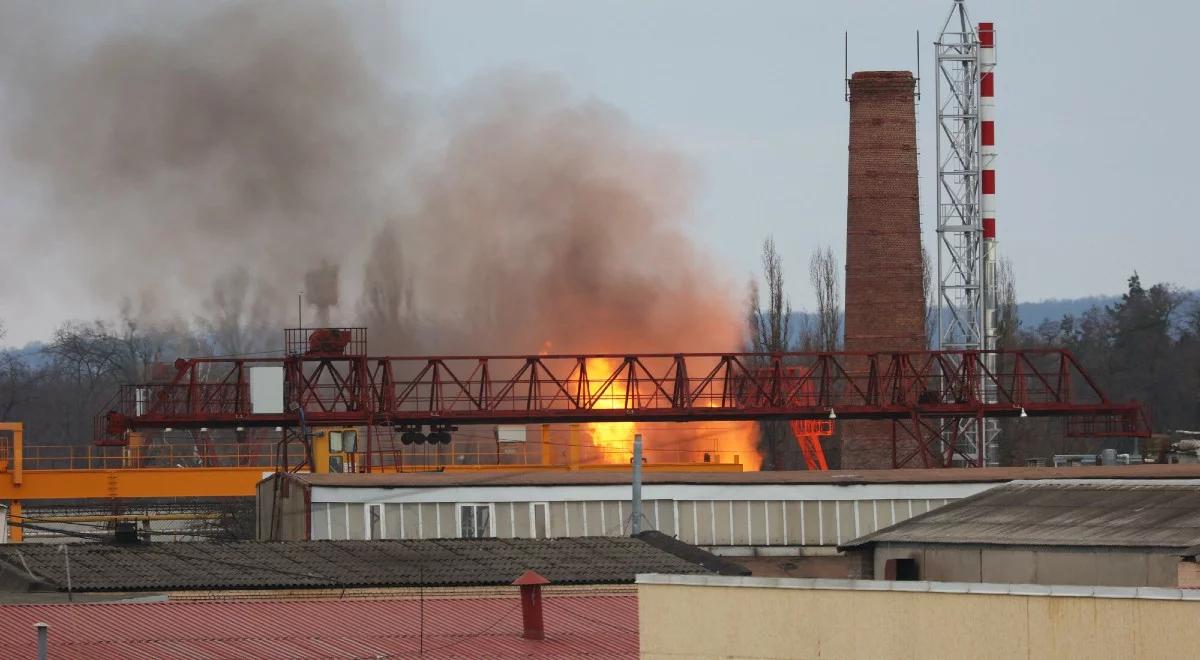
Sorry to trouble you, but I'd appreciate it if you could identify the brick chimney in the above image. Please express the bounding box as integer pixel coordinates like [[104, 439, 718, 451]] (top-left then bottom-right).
[[841, 71, 926, 469]]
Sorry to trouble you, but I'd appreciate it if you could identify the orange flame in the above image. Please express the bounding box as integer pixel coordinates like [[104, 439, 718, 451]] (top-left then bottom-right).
[[584, 357, 760, 469]]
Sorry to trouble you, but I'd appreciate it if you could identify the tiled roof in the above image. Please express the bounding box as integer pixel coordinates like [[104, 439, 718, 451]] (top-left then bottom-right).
[[275, 463, 1200, 489], [0, 594, 637, 659], [0, 535, 723, 593], [840, 479, 1200, 550]]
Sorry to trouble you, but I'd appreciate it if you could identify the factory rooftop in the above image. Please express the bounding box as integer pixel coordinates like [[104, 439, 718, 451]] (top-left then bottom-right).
[[273, 463, 1200, 488], [841, 479, 1200, 550], [0, 594, 638, 659], [0, 533, 745, 594]]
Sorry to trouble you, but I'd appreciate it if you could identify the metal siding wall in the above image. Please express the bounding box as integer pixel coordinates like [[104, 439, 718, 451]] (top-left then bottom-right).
[[438, 503, 455, 538], [748, 501, 767, 546], [693, 501, 716, 545], [801, 502, 821, 545], [766, 501, 786, 545], [654, 501, 676, 537], [923, 547, 982, 582], [494, 502, 513, 539], [564, 502, 583, 537], [310, 502, 329, 540], [514, 502, 532, 537], [384, 503, 402, 539], [329, 503, 348, 540], [583, 502, 603, 536], [348, 504, 366, 540], [550, 502, 569, 537], [303, 490, 970, 547], [784, 501, 804, 545], [731, 501, 751, 545], [401, 503, 420, 539], [1148, 555, 1180, 588], [714, 501, 733, 545], [418, 503, 439, 539], [676, 502, 695, 544], [981, 548, 1037, 584], [837, 502, 856, 545], [601, 501, 623, 537]]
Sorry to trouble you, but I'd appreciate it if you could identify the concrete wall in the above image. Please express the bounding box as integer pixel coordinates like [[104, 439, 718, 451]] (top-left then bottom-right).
[[256, 476, 309, 541], [291, 481, 994, 546], [638, 574, 1200, 660], [869, 543, 1182, 588]]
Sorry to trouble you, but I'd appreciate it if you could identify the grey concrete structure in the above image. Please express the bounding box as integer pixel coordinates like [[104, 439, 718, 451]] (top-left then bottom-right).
[[257, 470, 1005, 553], [841, 479, 1200, 587]]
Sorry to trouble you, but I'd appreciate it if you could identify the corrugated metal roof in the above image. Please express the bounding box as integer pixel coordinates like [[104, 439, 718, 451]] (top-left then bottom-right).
[[0, 536, 720, 593], [272, 463, 1200, 489], [840, 480, 1200, 549], [0, 593, 637, 659]]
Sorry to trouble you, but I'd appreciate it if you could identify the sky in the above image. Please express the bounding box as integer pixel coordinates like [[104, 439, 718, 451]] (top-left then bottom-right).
[[1, 0, 1197, 346]]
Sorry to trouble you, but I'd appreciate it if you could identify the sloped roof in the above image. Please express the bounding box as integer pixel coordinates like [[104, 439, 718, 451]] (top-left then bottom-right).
[[270, 463, 1200, 489], [840, 479, 1200, 550], [0, 534, 731, 593], [0, 594, 638, 658]]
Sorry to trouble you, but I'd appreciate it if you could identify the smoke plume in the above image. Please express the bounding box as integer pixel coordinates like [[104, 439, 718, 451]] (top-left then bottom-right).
[[1, 1, 740, 356]]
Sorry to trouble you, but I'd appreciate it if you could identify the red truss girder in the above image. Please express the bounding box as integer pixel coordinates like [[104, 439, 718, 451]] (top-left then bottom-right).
[[100, 349, 1149, 440]]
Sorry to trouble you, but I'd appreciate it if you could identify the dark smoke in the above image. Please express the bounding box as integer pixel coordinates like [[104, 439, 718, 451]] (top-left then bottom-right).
[[2, 2, 740, 356]]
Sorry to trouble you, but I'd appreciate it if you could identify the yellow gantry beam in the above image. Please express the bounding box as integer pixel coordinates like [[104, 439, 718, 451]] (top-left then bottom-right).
[[1, 467, 270, 501]]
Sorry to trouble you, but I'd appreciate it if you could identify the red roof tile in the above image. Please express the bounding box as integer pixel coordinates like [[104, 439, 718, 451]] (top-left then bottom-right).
[[0, 594, 637, 659]]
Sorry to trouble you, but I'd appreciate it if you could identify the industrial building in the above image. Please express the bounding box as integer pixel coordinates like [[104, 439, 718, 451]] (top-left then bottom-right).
[[842, 69, 926, 470], [839, 479, 1200, 587], [0, 533, 740, 599], [256, 466, 1200, 555], [258, 469, 1003, 548], [637, 574, 1200, 660], [0, 593, 639, 658]]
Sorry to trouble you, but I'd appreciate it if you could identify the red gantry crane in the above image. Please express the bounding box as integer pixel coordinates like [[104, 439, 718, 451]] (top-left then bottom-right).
[[98, 328, 1150, 470]]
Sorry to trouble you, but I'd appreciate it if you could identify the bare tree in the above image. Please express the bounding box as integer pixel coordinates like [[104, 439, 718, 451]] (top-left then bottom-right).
[[993, 257, 1018, 349], [809, 246, 841, 352], [359, 224, 416, 352], [198, 267, 277, 356], [747, 237, 802, 470], [750, 237, 792, 353], [921, 245, 937, 347]]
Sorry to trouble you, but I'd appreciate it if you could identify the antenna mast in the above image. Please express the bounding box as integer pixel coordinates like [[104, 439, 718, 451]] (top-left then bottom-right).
[[935, 0, 998, 465]]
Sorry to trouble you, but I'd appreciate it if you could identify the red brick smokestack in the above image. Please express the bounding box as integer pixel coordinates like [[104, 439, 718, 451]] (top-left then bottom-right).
[[842, 71, 926, 469]]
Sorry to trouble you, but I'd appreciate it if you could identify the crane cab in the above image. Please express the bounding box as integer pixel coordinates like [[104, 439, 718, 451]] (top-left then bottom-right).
[[312, 427, 358, 473]]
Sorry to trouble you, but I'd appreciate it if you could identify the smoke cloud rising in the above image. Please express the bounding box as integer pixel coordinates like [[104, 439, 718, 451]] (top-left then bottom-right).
[[1, 1, 741, 356]]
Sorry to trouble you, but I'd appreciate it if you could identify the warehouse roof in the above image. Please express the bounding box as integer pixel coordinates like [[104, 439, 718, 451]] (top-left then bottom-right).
[[266, 463, 1200, 489], [0, 594, 638, 658], [0, 533, 741, 593], [840, 479, 1200, 550]]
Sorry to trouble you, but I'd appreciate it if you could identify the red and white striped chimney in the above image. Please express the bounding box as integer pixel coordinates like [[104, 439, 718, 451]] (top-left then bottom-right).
[[979, 21, 997, 348]]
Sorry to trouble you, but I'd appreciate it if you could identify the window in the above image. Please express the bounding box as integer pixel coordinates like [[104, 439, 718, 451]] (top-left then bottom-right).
[[530, 502, 550, 539], [458, 504, 493, 538], [883, 558, 920, 581], [343, 430, 357, 453], [328, 431, 343, 453], [368, 504, 383, 540]]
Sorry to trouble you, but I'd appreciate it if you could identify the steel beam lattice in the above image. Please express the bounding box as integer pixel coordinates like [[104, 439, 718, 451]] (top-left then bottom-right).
[[935, 0, 1000, 465], [100, 349, 1148, 468]]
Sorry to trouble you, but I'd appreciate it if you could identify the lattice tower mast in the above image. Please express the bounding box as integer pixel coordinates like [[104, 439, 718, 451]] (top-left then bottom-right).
[[935, 0, 999, 465]]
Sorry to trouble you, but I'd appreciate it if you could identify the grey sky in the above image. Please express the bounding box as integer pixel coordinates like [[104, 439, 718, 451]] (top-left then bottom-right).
[[1, 0, 1197, 345], [406, 0, 1198, 294]]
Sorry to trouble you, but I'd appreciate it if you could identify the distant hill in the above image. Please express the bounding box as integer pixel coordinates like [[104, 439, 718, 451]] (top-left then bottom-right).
[[1016, 290, 1198, 330], [1016, 295, 1120, 329]]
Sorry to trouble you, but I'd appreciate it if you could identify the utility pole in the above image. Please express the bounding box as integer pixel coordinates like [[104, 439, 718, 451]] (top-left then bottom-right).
[[631, 434, 643, 534]]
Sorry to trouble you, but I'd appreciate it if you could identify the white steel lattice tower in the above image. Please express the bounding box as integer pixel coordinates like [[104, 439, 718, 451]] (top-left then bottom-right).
[[935, 1, 999, 465]]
